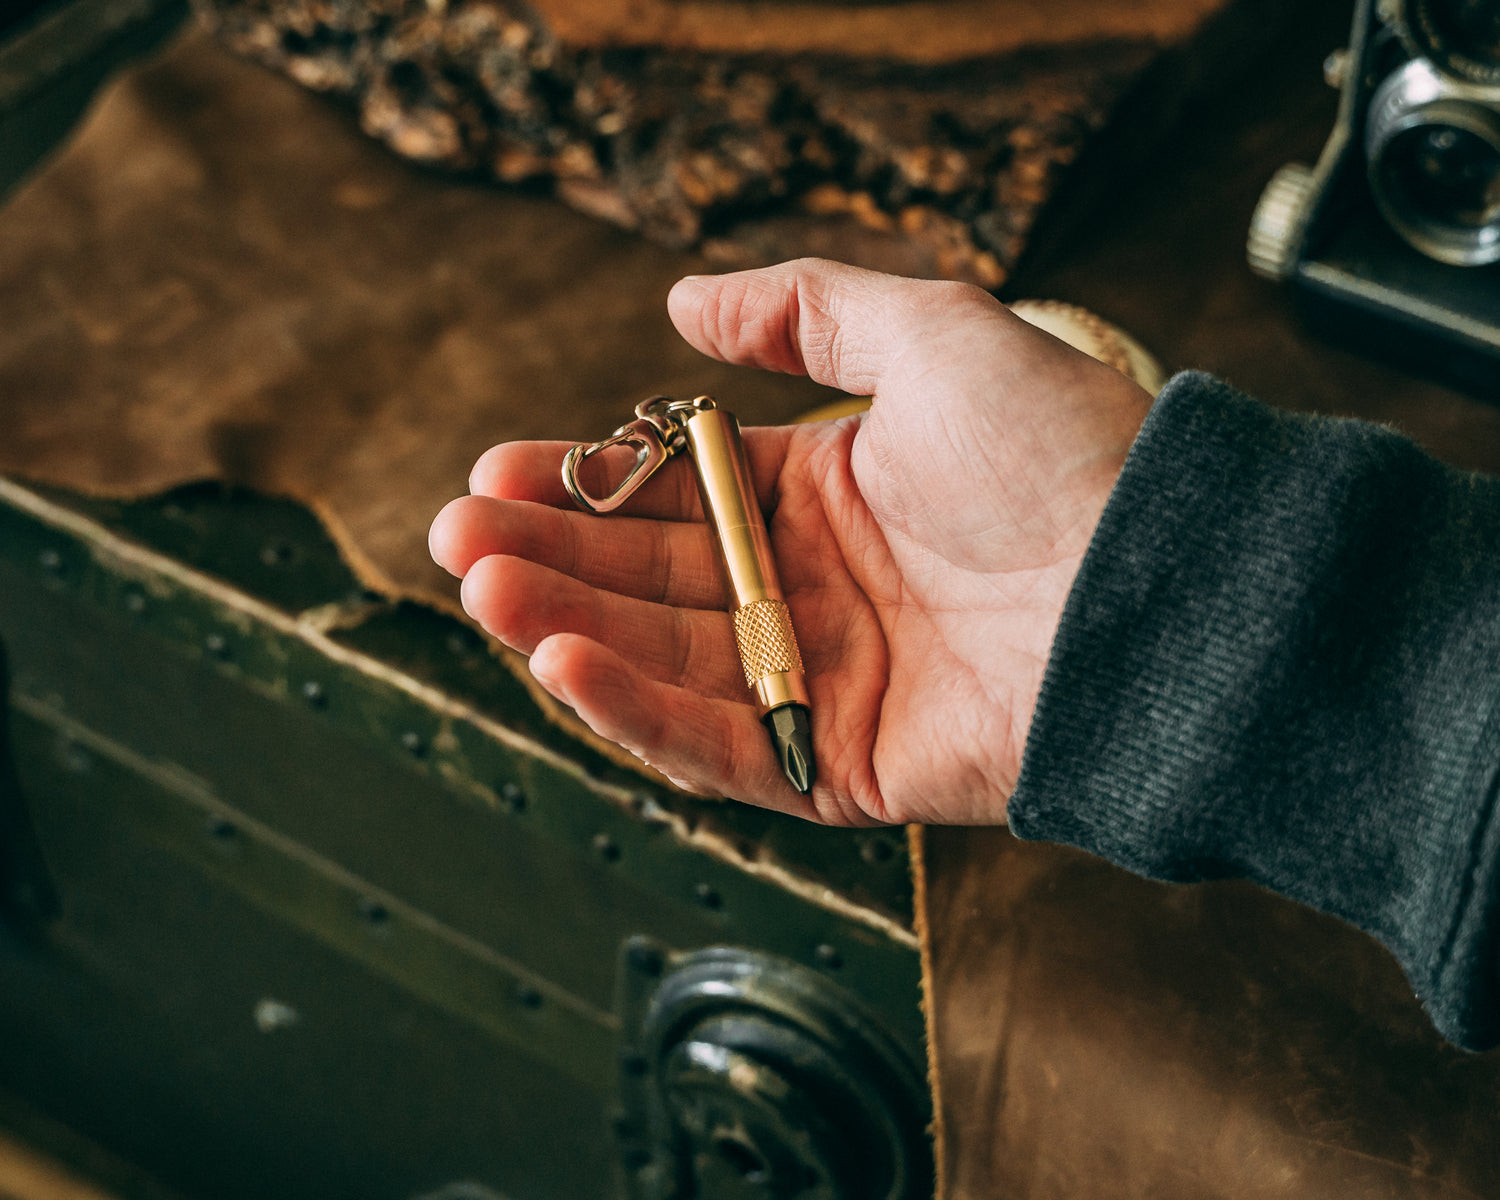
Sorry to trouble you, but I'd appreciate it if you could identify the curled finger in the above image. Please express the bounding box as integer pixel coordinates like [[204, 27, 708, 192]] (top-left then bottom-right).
[[527, 633, 831, 820]]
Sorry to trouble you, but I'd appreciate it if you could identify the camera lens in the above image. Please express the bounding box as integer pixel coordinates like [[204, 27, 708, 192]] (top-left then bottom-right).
[[1367, 59, 1500, 264], [1403, 0, 1500, 86], [1382, 125, 1500, 228]]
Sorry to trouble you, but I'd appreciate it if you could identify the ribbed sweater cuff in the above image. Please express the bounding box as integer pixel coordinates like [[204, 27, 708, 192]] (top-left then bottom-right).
[[1008, 371, 1500, 1051]]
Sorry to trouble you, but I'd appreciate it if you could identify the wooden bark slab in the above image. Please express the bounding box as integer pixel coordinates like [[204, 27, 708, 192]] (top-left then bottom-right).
[[196, 0, 1279, 289], [525, 0, 1231, 63]]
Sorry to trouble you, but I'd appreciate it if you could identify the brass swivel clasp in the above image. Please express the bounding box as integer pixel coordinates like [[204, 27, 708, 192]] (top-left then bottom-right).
[[561, 395, 717, 513]]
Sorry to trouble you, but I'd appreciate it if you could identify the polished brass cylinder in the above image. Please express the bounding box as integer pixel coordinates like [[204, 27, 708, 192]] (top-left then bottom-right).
[[682, 406, 810, 715]]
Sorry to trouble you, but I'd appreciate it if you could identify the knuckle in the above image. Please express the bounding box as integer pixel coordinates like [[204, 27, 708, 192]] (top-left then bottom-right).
[[645, 521, 672, 604], [919, 279, 1000, 324], [942, 280, 995, 307], [669, 608, 697, 680], [625, 689, 675, 763]]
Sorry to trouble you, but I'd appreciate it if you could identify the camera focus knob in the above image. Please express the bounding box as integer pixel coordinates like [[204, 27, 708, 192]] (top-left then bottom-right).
[[1247, 162, 1316, 281]]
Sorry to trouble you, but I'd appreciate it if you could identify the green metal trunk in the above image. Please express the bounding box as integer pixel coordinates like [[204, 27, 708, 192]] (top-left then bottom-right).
[[0, 477, 930, 1200]]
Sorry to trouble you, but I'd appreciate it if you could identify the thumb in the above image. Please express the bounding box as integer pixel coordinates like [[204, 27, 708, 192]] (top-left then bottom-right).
[[667, 258, 993, 397]]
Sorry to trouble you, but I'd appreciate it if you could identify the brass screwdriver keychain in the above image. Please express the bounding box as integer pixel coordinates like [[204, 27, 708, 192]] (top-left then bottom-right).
[[562, 396, 816, 794]]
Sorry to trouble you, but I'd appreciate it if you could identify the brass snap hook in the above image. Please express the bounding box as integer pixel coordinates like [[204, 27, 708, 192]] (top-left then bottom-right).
[[562, 413, 675, 514], [561, 396, 715, 513]]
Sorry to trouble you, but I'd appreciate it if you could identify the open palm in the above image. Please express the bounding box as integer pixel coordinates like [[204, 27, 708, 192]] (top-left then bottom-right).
[[429, 259, 1151, 826]]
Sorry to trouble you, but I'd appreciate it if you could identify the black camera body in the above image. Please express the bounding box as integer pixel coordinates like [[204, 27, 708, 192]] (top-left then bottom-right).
[[1248, 0, 1500, 392]]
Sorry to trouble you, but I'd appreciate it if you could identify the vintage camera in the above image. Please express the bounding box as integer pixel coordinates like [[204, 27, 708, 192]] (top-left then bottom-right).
[[1248, 0, 1499, 391]]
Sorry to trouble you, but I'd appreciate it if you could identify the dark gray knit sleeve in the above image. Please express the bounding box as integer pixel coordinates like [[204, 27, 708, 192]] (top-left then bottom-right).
[[1007, 371, 1500, 1051]]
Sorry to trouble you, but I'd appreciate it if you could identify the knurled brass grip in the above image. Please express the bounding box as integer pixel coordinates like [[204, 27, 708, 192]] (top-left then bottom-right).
[[732, 599, 804, 685]]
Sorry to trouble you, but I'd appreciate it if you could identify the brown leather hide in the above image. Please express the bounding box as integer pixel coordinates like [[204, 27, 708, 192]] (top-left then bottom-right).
[[0, 28, 836, 607], [916, 828, 1500, 1198], [1, 22, 1497, 1200]]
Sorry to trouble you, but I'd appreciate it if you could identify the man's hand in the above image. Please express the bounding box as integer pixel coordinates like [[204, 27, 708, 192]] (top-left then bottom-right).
[[429, 259, 1151, 826]]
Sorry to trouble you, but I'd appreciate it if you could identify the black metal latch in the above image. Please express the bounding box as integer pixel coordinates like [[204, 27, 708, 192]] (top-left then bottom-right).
[[613, 939, 932, 1200]]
